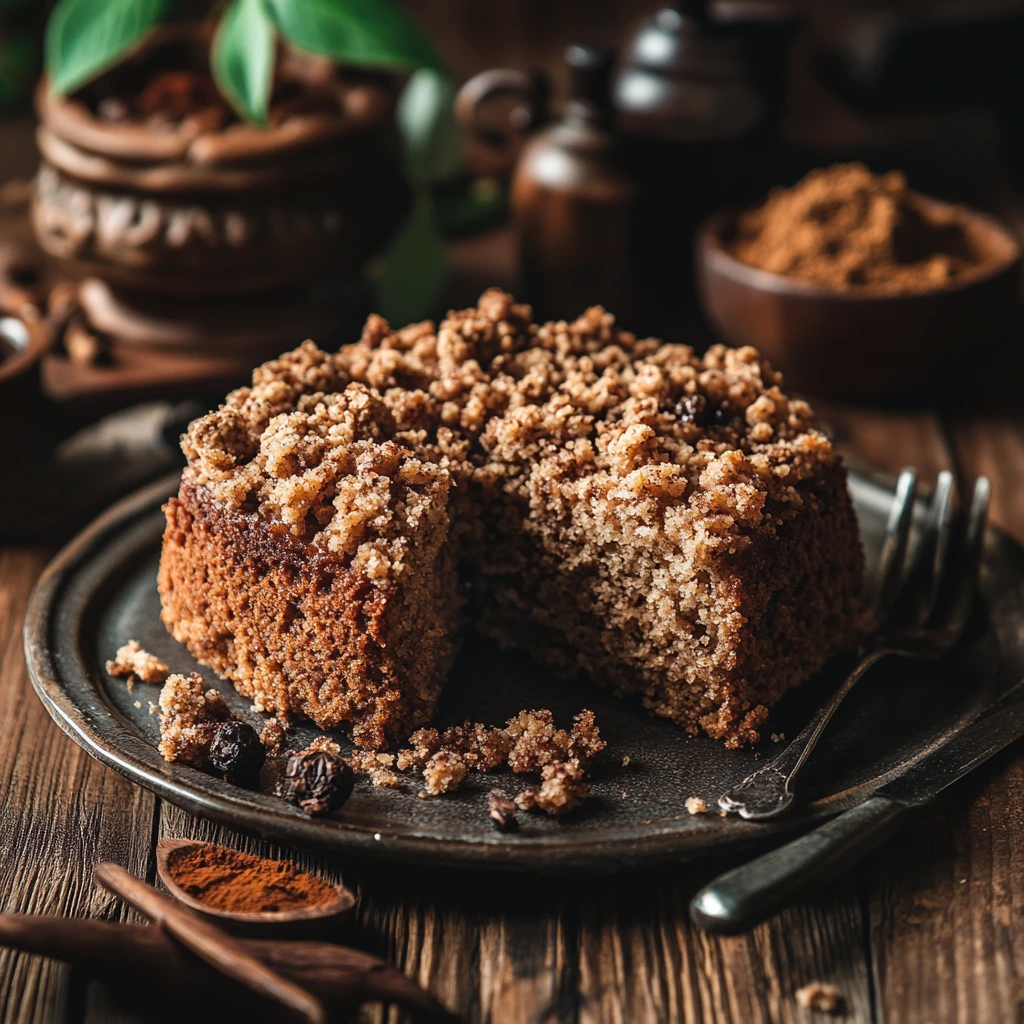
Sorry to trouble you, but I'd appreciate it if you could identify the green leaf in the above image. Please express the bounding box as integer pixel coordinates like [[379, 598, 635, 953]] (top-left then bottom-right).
[[376, 190, 448, 326], [212, 0, 276, 126], [397, 67, 462, 185], [265, 0, 439, 72], [46, 0, 167, 95]]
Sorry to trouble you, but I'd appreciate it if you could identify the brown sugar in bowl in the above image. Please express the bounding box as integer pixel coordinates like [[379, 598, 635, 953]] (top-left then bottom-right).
[[696, 197, 1022, 403]]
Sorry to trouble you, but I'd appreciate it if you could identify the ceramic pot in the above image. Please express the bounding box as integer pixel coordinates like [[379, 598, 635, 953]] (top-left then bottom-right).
[[31, 30, 410, 296], [457, 46, 637, 323]]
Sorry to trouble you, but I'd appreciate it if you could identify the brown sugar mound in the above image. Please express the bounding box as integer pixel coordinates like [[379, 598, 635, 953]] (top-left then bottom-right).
[[729, 163, 1005, 293], [159, 290, 864, 749]]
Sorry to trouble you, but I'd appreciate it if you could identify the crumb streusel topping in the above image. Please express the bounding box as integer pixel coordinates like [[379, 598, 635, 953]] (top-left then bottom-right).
[[184, 288, 834, 564]]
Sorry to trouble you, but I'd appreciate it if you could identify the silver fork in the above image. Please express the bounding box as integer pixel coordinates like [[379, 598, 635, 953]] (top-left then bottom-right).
[[717, 468, 991, 821]]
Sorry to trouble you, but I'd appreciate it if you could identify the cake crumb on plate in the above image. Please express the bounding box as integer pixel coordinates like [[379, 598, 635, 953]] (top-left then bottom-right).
[[422, 750, 468, 795], [157, 672, 228, 767], [515, 761, 589, 816], [260, 720, 285, 754], [106, 640, 169, 686], [487, 789, 518, 832], [347, 749, 399, 788]]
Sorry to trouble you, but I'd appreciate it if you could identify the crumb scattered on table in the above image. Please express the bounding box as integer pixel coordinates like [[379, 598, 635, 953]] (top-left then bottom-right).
[[106, 641, 169, 687], [685, 796, 707, 815], [771, 732, 785, 744], [795, 982, 841, 1014], [621, 755, 631, 767]]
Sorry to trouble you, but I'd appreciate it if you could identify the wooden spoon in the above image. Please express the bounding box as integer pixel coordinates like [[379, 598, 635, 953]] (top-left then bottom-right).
[[157, 839, 356, 937]]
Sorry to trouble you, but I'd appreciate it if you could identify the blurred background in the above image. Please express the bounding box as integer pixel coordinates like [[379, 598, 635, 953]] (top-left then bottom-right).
[[3, 0, 1024, 539]]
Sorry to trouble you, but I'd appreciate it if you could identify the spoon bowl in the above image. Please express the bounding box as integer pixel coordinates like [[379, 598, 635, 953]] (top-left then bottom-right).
[[156, 838, 356, 937]]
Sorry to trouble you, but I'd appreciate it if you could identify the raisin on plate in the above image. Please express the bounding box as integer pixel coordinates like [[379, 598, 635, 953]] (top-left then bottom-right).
[[208, 721, 266, 784], [283, 751, 355, 815]]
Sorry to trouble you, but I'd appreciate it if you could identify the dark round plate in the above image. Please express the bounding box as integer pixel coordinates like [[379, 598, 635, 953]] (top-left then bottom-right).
[[24, 472, 1024, 871]]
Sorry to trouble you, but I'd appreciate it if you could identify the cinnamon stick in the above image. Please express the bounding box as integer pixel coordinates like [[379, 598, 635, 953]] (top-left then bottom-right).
[[95, 863, 326, 1024], [0, 913, 456, 1021]]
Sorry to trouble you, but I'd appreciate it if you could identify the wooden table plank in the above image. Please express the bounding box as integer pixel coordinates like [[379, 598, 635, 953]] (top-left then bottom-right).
[[949, 419, 1024, 544], [4, 404, 1024, 1023], [860, 416, 1024, 1024], [0, 551, 158, 1024], [831, 409, 1024, 1024], [154, 799, 879, 1024], [863, 750, 1024, 1024]]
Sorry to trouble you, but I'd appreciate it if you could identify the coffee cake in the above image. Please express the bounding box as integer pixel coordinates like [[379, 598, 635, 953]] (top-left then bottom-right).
[[159, 290, 864, 749]]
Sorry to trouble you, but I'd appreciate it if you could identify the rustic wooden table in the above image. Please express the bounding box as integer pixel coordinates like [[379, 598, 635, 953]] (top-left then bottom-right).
[[4, 193, 1024, 1021], [4, 368, 1024, 1024]]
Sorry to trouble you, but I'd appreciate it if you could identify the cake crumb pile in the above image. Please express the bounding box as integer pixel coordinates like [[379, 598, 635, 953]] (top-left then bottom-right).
[[391, 708, 605, 814]]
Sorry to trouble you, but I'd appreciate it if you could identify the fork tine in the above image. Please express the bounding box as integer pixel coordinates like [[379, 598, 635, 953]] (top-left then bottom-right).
[[915, 470, 957, 626], [940, 476, 991, 639], [874, 468, 917, 619]]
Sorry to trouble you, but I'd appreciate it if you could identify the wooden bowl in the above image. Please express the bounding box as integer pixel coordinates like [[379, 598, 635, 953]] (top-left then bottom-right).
[[695, 198, 1022, 403], [156, 839, 357, 938]]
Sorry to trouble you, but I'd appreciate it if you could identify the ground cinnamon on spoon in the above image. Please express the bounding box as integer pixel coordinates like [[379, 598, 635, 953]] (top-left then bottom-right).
[[166, 844, 337, 914], [729, 162, 1003, 292]]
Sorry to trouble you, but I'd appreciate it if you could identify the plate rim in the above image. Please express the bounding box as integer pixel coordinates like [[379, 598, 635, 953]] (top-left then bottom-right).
[[22, 470, 1024, 871]]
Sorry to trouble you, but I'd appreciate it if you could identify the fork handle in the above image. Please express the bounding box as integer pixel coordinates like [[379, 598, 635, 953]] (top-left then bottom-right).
[[689, 796, 909, 934]]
